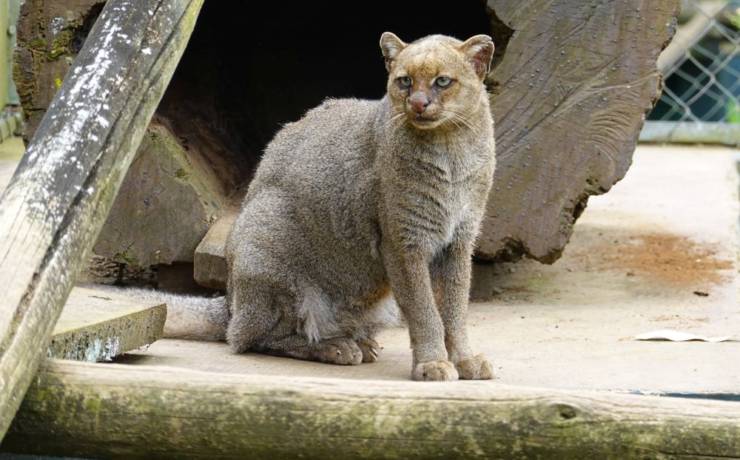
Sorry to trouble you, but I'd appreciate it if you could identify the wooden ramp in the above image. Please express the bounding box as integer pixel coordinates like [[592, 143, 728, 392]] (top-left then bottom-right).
[[49, 287, 165, 362]]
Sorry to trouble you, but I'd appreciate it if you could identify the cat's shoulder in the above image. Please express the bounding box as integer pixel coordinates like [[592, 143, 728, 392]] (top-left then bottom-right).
[[306, 97, 378, 121], [273, 97, 380, 141]]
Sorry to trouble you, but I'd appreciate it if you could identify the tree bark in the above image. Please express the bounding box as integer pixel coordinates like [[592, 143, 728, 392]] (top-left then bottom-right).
[[0, 0, 203, 439], [4, 359, 740, 459], [479, 0, 680, 262]]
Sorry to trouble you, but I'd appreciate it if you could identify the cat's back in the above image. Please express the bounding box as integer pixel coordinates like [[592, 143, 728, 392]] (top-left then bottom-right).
[[231, 98, 385, 265], [251, 98, 381, 195]]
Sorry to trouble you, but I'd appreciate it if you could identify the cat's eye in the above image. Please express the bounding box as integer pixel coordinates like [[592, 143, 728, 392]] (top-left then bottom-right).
[[397, 76, 412, 89], [434, 76, 453, 88]]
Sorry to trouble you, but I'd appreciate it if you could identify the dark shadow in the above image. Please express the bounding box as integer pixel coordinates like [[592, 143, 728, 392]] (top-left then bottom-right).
[[157, 1, 499, 192]]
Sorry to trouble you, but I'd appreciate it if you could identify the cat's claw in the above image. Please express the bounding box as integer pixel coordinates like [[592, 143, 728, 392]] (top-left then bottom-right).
[[455, 354, 494, 380], [357, 337, 381, 363], [412, 360, 459, 381], [313, 338, 363, 365]]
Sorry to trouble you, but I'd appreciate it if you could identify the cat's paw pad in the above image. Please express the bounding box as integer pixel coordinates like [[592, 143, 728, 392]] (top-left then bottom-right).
[[314, 338, 363, 365], [455, 354, 494, 380], [357, 337, 381, 363], [412, 360, 459, 381]]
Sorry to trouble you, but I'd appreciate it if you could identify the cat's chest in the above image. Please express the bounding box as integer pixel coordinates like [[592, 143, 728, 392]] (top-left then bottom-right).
[[381, 139, 492, 251], [392, 172, 475, 249]]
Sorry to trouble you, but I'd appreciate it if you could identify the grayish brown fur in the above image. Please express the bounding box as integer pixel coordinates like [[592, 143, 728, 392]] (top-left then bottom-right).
[[164, 32, 497, 381]]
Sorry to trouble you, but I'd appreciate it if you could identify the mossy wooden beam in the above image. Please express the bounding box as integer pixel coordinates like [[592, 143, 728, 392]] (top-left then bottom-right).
[[0, 0, 203, 439], [3, 360, 740, 459], [48, 287, 166, 362]]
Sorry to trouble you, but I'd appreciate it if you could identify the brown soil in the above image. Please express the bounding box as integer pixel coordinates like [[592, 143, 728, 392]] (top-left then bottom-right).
[[584, 232, 733, 287]]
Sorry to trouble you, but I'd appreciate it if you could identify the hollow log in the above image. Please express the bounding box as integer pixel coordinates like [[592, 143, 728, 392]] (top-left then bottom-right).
[[15, 2, 680, 275], [0, 0, 203, 439], [3, 359, 740, 459], [93, 120, 228, 267]]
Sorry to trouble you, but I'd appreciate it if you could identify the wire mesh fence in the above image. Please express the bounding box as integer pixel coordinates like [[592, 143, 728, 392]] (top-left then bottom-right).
[[642, 0, 740, 145]]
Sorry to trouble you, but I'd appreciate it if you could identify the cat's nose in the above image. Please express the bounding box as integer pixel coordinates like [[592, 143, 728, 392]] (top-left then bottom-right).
[[408, 92, 431, 114]]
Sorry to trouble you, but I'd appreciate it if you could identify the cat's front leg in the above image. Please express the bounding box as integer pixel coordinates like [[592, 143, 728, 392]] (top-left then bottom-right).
[[432, 237, 494, 380], [382, 242, 458, 381]]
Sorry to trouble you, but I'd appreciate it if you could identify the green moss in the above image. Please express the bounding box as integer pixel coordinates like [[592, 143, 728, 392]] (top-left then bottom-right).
[[84, 395, 102, 413], [48, 30, 74, 60], [113, 250, 139, 267], [28, 37, 46, 50], [175, 168, 189, 179]]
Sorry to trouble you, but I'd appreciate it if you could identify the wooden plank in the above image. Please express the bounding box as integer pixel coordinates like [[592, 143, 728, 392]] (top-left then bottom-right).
[[657, 1, 727, 74], [0, 0, 203, 439], [193, 208, 237, 289], [479, 0, 680, 262], [48, 287, 165, 362], [3, 360, 740, 459], [640, 120, 740, 146]]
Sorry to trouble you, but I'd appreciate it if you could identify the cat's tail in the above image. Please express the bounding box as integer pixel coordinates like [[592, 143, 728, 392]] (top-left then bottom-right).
[[89, 286, 230, 341], [159, 291, 229, 341]]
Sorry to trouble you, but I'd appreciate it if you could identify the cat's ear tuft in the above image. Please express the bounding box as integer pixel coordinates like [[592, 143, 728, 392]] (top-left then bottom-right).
[[380, 32, 407, 72], [460, 35, 495, 80]]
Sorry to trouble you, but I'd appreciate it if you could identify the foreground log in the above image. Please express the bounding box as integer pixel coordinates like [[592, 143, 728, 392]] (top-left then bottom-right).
[[3, 360, 740, 459], [0, 0, 203, 438], [479, 0, 679, 261]]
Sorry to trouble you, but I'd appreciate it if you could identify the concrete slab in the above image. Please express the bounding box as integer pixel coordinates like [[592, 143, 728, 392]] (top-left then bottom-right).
[[116, 145, 740, 394]]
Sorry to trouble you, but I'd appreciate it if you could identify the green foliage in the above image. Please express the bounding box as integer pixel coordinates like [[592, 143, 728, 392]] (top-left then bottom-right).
[[729, 9, 740, 30], [726, 99, 740, 124]]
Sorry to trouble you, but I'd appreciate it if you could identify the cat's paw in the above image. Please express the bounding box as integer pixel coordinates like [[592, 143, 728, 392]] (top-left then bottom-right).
[[356, 337, 381, 363], [455, 354, 494, 380], [313, 338, 363, 365], [412, 360, 459, 381]]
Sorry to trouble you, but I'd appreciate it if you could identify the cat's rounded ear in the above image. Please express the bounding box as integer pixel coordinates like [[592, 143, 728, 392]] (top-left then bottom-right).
[[460, 35, 495, 80], [380, 32, 407, 72]]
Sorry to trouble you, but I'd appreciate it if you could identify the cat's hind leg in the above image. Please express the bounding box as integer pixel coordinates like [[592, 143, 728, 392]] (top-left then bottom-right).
[[228, 281, 363, 365], [226, 277, 283, 354], [239, 282, 365, 365]]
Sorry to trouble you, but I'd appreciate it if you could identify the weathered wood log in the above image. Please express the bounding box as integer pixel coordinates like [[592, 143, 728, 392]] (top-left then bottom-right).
[[16, 2, 231, 272], [49, 287, 166, 362], [14, 0, 105, 137], [3, 359, 740, 459], [0, 0, 203, 439], [479, 0, 680, 262]]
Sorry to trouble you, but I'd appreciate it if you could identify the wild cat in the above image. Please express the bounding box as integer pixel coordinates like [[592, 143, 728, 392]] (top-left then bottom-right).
[[161, 32, 496, 381]]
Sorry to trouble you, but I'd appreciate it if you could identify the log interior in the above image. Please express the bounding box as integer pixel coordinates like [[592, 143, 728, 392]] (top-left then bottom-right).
[[156, 0, 496, 195]]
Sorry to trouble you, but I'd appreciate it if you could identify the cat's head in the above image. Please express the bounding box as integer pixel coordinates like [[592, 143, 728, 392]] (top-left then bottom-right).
[[380, 32, 494, 131]]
